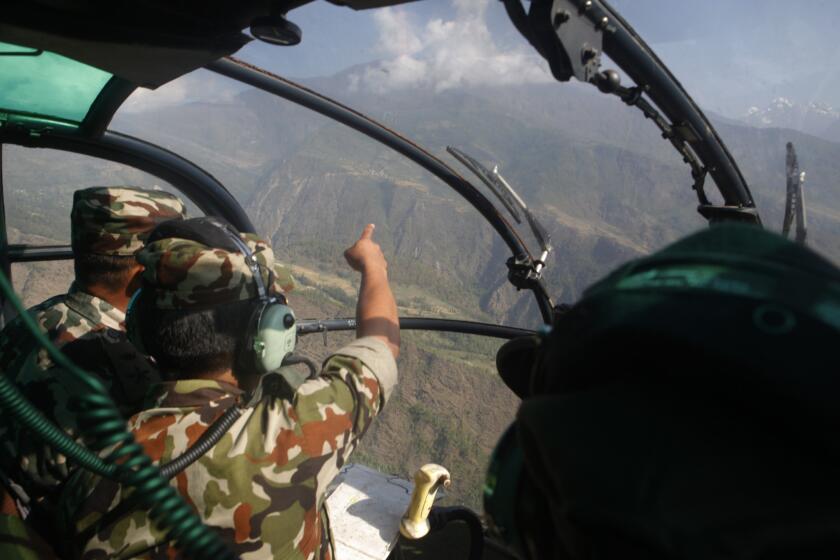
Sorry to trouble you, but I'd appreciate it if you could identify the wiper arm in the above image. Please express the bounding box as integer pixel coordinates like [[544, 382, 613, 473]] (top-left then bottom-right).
[[447, 146, 553, 274], [447, 146, 522, 224]]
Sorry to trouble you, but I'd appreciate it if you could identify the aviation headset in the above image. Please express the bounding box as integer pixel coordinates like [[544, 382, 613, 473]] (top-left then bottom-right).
[[486, 223, 840, 559], [126, 217, 297, 376]]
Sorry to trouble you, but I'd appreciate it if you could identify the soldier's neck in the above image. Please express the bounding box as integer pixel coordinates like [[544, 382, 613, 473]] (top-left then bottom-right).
[[194, 369, 239, 388], [84, 284, 133, 313]]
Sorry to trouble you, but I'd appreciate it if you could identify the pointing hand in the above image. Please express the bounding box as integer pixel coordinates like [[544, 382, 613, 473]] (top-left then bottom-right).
[[344, 224, 388, 274]]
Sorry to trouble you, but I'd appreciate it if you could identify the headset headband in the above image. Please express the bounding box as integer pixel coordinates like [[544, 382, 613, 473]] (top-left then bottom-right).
[[222, 226, 269, 302], [139, 217, 281, 310]]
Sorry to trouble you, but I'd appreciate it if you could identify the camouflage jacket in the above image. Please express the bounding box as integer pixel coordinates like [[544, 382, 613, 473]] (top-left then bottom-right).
[[74, 336, 398, 559], [0, 284, 160, 502], [0, 283, 126, 372]]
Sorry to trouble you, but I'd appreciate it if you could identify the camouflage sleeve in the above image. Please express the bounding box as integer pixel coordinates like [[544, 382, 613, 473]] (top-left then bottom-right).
[[292, 335, 397, 490], [306, 335, 398, 420], [323, 337, 398, 405]]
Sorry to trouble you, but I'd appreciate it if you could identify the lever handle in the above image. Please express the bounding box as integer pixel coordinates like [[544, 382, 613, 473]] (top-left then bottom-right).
[[400, 464, 451, 539]]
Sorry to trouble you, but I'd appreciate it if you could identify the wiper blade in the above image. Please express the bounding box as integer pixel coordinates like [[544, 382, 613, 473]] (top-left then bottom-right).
[[447, 146, 553, 272], [447, 146, 522, 224], [491, 166, 552, 256]]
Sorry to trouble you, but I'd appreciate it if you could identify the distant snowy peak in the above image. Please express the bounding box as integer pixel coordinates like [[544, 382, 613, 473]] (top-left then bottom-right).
[[808, 101, 839, 117], [745, 105, 772, 125], [742, 97, 840, 142], [773, 96, 794, 110], [743, 97, 839, 126]]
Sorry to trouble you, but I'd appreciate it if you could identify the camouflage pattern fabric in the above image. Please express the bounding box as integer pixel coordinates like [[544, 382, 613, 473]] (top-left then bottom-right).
[[137, 233, 296, 309], [0, 514, 57, 559], [0, 283, 126, 373], [71, 186, 186, 255], [0, 285, 160, 501], [73, 337, 398, 559]]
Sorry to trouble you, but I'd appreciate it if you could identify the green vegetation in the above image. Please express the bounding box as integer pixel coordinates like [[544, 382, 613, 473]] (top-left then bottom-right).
[[354, 401, 487, 510]]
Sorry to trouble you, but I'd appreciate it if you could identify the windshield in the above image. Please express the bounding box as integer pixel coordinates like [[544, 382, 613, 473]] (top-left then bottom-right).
[[10, 0, 840, 510]]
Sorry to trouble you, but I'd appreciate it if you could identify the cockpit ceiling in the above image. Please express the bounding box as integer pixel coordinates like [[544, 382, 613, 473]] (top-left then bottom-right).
[[0, 0, 419, 88], [0, 25, 245, 89]]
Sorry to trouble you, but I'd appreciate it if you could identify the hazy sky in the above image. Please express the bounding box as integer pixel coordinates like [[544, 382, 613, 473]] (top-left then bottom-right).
[[125, 0, 840, 118], [611, 0, 840, 115]]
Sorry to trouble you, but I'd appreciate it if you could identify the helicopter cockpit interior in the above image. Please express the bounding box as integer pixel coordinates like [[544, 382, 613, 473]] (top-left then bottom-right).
[[1, 0, 839, 559]]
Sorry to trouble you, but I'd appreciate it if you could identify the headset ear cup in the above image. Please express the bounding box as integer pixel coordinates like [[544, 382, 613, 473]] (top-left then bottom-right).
[[254, 302, 297, 374], [236, 301, 267, 376]]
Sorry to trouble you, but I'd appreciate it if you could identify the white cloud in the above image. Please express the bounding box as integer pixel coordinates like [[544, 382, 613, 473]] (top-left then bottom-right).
[[350, 0, 551, 94], [121, 81, 189, 113], [375, 8, 424, 57], [120, 71, 241, 113]]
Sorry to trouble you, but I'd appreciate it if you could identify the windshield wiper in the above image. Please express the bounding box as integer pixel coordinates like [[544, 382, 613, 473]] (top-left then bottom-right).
[[447, 147, 522, 223], [447, 146, 553, 274]]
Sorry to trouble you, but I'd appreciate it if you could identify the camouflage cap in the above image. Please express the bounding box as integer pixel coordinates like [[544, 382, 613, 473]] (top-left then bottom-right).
[[71, 187, 187, 255], [136, 233, 296, 309]]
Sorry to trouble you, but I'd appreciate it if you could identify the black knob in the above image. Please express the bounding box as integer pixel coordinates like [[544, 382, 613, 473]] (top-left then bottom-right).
[[595, 69, 621, 93], [553, 10, 570, 28], [283, 314, 296, 329], [582, 46, 602, 65]]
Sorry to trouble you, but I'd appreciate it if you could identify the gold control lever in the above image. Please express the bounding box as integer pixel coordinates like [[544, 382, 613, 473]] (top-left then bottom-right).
[[400, 464, 451, 540]]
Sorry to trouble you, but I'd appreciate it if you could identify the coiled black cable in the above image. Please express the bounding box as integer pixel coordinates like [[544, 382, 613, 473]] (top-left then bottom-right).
[[150, 356, 316, 479], [160, 405, 243, 479], [77, 404, 245, 544]]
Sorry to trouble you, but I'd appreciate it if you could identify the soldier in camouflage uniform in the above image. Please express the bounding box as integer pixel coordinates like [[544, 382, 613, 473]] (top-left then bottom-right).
[[0, 187, 186, 517], [71, 219, 400, 559]]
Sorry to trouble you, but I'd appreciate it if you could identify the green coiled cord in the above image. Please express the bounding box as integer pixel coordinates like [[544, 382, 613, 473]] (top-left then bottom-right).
[[0, 270, 237, 560], [0, 364, 116, 478]]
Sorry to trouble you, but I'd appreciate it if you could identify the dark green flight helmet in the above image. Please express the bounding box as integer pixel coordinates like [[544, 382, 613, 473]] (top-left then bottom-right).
[[488, 224, 840, 559]]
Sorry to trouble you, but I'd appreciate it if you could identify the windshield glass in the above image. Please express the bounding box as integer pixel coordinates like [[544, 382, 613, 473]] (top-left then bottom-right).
[[611, 0, 840, 264], [2, 145, 196, 304], [13, 0, 839, 510]]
